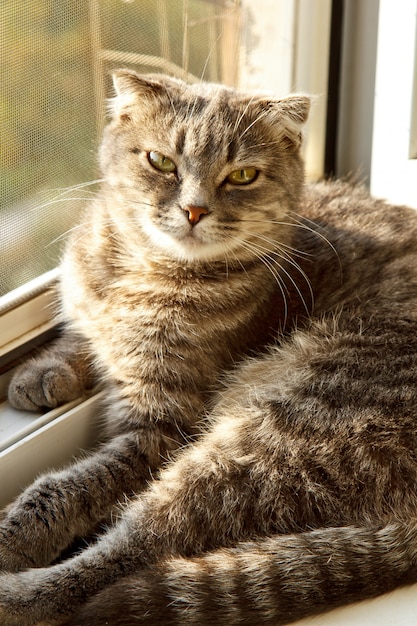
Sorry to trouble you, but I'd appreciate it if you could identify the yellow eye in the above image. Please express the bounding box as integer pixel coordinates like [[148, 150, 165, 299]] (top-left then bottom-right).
[[226, 168, 258, 185], [148, 151, 176, 173]]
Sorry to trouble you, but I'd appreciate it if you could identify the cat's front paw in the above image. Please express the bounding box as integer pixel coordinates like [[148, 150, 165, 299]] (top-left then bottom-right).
[[8, 359, 83, 412]]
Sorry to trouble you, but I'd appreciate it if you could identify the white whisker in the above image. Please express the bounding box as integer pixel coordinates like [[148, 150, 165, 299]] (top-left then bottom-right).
[[47, 179, 104, 194], [164, 85, 178, 119], [47, 222, 88, 247], [241, 215, 342, 284], [238, 229, 314, 313], [226, 234, 289, 329], [198, 32, 223, 84], [233, 95, 257, 137], [28, 180, 103, 216], [245, 139, 284, 151], [239, 225, 312, 260], [243, 238, 311, 318], [237, 109, 270, 142], [288, 211, 343, 282]]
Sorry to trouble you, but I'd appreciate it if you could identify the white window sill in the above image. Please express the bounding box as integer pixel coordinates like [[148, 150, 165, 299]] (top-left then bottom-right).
[[0, 269, 105, 507], [0, 392, 103, 508], [294, 584, 417, 625]]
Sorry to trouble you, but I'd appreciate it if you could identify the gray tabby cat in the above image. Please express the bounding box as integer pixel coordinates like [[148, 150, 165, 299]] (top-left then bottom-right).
[[2, 70, 417, 625]]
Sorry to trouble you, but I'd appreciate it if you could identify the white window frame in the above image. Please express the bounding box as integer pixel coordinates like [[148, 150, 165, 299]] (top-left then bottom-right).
[[370, 0, 417, 208], [239, 0, 332, 181], [0, 271, 103, 507]]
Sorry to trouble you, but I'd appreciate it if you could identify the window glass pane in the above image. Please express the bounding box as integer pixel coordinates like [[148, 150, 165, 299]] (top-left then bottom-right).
[[1, 0, 97, 295], [97, 0, 239, 83]]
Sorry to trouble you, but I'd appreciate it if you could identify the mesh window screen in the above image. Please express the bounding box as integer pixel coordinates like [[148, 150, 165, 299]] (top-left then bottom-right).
[[0, 0, 240, 296]]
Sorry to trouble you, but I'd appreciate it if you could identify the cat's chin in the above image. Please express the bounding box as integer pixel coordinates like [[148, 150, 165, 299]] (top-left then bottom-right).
[[157, 234, 233, 264], [141, 221, 236, 264]]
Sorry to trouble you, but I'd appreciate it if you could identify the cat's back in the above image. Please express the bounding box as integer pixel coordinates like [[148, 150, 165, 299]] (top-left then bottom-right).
[[298, 180, 417, 315]]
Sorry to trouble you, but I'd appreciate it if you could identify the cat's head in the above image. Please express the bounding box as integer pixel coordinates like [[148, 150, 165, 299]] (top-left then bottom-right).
[[99, 70, 310, 265]]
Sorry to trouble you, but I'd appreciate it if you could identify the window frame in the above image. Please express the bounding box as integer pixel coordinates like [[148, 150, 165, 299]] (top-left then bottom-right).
[[0, 271, 103, 507], [370, 0, 417, 208]]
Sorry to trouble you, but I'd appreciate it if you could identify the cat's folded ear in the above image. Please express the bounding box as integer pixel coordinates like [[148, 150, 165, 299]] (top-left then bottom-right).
[[112, 69, 164, 98], [276, 95, 311, 125], [109, 70, 168, 120], [264, 94, 311, 150]]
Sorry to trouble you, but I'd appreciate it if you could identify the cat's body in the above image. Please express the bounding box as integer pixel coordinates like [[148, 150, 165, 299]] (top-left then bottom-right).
[[2, 71, 417, 625]]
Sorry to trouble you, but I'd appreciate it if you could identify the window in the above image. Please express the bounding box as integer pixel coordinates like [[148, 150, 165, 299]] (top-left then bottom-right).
[[337, 0, 417, 209], [1, 0, 242, 296], [370, 0, 417, 207], [1, 2, 97, 296]]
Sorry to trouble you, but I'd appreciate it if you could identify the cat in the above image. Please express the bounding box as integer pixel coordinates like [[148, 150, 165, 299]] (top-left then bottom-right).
[[2, 69, 417, 625]]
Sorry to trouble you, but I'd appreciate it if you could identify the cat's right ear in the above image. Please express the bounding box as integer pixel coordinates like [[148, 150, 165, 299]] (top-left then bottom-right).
[[109, 70, 164, 121]]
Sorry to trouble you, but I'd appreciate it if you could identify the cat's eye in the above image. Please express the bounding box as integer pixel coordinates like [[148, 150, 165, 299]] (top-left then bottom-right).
[[147, 151, 177, 174], [226, 168, 258, 186]]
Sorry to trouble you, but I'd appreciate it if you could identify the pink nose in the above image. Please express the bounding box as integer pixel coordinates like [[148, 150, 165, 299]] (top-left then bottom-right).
[[184, 205, 209, 226]]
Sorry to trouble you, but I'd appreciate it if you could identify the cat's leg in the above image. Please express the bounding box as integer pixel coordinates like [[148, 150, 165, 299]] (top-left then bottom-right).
[[8, 332, 96, 411], [2, 331, 99, 568], [1, 406, 417, 626], [0, 389, 254, 577], [3, 515, 417, 626], [4, 330, 190, 571], [0, 419, 409, 626], [0, 396, 327, 624], [0, 417, 183, 572]]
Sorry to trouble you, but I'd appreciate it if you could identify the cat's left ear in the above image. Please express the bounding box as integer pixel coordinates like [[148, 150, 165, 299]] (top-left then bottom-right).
[[268, 94, 311, 150]]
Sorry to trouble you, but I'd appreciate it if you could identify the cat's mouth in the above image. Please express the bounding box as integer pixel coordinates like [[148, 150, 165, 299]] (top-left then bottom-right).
[[175, 226, 219, 254], [180, 226, 206, 244], [141, 216, 234, 263], [163, 214, 216, 247]]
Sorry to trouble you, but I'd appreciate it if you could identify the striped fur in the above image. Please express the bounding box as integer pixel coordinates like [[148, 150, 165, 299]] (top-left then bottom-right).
[[3, 71, 417, 625]]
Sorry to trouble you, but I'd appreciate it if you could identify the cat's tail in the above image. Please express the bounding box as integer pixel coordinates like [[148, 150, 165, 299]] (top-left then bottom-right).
[[65, 519, 417, 626]]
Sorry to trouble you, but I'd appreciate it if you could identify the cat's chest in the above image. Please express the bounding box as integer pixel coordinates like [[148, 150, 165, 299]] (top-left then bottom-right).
[[69, 267, 283, 373]]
